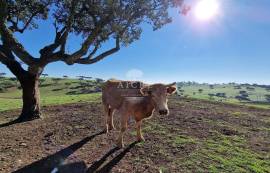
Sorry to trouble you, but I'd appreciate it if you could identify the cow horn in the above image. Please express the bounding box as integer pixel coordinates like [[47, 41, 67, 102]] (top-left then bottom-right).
[[166, 82, 176, 87]]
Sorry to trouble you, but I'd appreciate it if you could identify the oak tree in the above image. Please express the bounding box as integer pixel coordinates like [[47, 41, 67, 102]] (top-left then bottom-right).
[[0, 0, 184, 121]]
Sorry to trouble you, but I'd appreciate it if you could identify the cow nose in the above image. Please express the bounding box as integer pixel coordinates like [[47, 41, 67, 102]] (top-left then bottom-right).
[[159, 109, 168, 115]]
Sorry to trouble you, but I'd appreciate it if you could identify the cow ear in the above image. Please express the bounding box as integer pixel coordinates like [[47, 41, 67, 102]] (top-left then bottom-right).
[[140, 86, 150, 96], [166, 82, 177, 95]]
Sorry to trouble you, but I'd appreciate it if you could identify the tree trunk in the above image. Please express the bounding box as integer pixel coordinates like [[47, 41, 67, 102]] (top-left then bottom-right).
[[18, 74, 41, 121]]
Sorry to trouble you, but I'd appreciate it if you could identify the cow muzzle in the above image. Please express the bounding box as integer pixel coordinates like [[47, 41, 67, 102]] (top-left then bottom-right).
[[159, 109, 168, 115]]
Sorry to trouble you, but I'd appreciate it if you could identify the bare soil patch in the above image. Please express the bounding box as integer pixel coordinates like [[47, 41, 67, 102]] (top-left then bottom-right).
[[0, 97, 269, 173]]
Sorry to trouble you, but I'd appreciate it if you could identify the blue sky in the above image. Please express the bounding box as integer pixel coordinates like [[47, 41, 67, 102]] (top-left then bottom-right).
[[1, 0, 270, 84]]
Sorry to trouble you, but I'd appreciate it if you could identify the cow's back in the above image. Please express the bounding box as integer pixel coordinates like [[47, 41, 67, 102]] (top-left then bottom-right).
[[102, 79, 145, 109]]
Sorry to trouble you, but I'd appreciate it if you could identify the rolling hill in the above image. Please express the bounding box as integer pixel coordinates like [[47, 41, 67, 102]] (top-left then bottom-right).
[[0, 77, 102, 112], [0, 77, 270, 112]]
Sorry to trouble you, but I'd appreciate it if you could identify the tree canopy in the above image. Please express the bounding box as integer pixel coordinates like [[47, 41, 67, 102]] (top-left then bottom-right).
[[0, 0, 184, 74]]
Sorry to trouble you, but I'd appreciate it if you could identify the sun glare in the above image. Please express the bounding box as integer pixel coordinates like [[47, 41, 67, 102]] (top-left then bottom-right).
[[194, 0, 220, 21]]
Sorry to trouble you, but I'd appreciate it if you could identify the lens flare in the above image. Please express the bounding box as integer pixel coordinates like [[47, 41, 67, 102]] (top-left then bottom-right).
[[194, 0, 220, 21]]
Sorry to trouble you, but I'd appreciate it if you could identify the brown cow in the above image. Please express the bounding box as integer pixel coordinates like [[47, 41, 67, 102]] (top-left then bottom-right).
[[102, 79, 177, 147]]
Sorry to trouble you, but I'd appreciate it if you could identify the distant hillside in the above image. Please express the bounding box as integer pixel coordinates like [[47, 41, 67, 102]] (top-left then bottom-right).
[[0, 77, 103, 111], [1, 77, 270, 111], [177, 82, 270, 109]]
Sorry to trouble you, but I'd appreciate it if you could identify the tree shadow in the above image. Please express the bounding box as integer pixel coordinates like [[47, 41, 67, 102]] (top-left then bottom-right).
[[0, 115, 42, 128], [13, 130, 105, 173], [51, 88, 64, 91], [0, 118, 21, 128], [87, 141, 138, 173]]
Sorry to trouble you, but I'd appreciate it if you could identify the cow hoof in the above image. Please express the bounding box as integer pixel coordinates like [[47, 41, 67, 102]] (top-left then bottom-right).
[[117, 143, 124, 148], [137, 137, 145, 142], [108, 125, 115, 131], [108, 127, 115, 131]]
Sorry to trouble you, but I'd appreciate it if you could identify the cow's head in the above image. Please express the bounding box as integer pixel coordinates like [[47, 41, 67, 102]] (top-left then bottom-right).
[[140, 82, 177, 115]]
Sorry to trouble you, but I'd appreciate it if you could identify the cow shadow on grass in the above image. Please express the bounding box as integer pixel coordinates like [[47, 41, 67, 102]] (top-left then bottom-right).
[[87, 141, 137, 173], [13, 130, 137, 173]]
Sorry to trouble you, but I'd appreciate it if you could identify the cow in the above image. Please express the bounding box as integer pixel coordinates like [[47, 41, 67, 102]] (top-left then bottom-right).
[[102, 79, 177, 148]]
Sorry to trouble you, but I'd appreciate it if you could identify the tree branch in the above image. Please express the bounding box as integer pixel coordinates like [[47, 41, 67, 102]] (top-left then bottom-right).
[[0, 46, 13, 63], [0, 23, 37, 66], [7, 1, 51, 33], [64, 31, 99, 64], [0, 0, 8, 23], [39, 1, 78, 62], [8, 12, 38, 33], [39, 26, 68, 57], [0, 45, 27, 80], [75, 36, 120, 64], [63, 13, 113, 65]]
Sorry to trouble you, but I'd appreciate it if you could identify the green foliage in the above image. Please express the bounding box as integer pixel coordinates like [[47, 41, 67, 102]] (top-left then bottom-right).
[[39, 78, 46, 85], [4, 0, 50, 32], [265, 94, 270, 102], [0, 86, 5, 92], [51, 77, 62, 84], [53, 0, 183, 45], [0, 80, 15, 88], [3, 0, 184, 53], [216, 92, 226, 98]]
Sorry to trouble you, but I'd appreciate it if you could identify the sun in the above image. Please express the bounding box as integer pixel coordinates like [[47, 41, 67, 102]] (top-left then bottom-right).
[[194, 0, 220, 21]]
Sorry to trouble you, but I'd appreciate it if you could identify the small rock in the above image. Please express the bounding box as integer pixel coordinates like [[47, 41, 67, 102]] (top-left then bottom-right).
[[19, 142, 27, 147]]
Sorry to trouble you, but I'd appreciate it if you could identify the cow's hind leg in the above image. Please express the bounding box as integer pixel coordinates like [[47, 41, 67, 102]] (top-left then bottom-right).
[[117, 113, 128, 148], [136, 120, 145, 142], [108, 108, 115, 131], [104, 105, 115, 133]]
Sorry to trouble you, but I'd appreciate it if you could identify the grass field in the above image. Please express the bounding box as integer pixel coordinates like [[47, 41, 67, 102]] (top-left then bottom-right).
[[0, 77, 270, 112], [0, 77, 101, 112], [177, 82, 270, 109]]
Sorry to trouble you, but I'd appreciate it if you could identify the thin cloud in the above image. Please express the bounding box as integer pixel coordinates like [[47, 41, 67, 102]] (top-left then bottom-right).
[[126, 69, 144, 80]]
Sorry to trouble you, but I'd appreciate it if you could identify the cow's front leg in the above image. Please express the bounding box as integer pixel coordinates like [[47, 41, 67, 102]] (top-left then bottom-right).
[[104, 105, 115, 133], [108, 109, 115, 131], [136, 120, 145, 142], [117, 114, 128, 148]]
